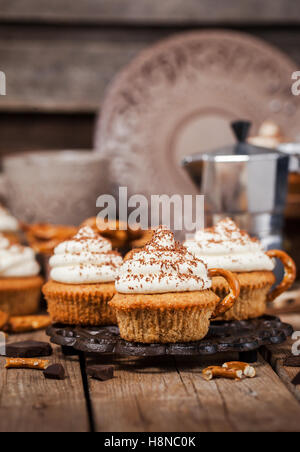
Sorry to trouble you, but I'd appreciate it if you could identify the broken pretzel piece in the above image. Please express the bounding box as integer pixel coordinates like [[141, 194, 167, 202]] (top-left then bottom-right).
[[5, 358, 50, 370], [0, 310, 9, 330], [202, 366, 243, 381], [7, 315, 51, 333], [223, 361, 256, 378]]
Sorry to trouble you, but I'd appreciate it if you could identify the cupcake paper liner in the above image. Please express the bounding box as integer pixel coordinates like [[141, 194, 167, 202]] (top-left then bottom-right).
[[115, 306, 215, 343], [111, 290, 219, 343], [43, 281, 117, 326]]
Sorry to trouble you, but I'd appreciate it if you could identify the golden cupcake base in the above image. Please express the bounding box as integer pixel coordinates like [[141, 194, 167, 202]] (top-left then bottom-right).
[[43, 281, 117, 326], [212, 271, 276, 321], [0, 276, 44, 316], [110, 290, 219, 343]]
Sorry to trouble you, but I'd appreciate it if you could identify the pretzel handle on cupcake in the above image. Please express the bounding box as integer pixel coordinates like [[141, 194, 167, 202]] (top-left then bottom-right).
[[266, 250, 297, 302], [208, 269, 240, 317]]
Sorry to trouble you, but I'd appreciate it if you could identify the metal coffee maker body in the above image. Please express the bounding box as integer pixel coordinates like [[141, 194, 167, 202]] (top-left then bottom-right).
[[182, 121, 290, 250]]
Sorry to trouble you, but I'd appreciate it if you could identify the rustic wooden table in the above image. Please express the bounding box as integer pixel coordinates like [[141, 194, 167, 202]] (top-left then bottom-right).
[[0, 314, 300, 433]]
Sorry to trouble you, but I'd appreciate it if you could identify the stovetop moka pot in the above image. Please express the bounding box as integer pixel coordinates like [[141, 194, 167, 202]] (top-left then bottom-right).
[[182, 121, 290, 250]]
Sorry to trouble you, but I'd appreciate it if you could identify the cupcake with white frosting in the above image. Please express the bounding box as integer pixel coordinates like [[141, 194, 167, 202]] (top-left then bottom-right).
[[184, 218, 296, 320], [110, 226, 240, 343], [43, 226, 123, 325], [0, 205, 21, 243], [0, 234, 43, 315]]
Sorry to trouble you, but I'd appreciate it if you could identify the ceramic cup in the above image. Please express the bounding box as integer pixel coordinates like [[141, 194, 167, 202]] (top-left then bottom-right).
[[1, 150, 106, 225]]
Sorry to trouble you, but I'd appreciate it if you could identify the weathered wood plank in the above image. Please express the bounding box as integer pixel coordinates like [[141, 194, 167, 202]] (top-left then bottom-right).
[[0, 331, 90, 432], [0, 25, 162, 113], [87, 352, 300, 432], [0, 25, 299, 113], [87, 353, 236, 433], [176, 353, 300, 432], [0, 113, 94, 154], [0, 0, 300, 25], [261, 339, 300, 403], [261, 313, 300, 403]]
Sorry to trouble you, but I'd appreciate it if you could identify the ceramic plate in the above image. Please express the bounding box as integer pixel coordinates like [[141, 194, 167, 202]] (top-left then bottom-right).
[[95, 30, 300, 199]]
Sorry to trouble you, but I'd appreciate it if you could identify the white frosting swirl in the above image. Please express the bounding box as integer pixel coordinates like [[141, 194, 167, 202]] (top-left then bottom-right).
[[0, 206, 19, 232], [116, 226, 211, 294], [50, 226, 123, 284], [0, 234, 40, 277], [184, 218, 275, 272]]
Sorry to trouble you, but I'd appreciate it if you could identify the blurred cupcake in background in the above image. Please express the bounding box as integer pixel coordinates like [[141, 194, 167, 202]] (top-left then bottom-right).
[[81, 217, 129, 250], [130, 229, 154, 249], [0, 204, 22, 244], [24, 223, 78, 255], [81, 216, 153, 252], [0, 233, 43, 316], [23, 223, 78, 280]]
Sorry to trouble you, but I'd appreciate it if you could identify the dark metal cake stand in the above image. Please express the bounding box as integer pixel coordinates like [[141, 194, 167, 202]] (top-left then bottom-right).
[[46, 315, 293, 363]]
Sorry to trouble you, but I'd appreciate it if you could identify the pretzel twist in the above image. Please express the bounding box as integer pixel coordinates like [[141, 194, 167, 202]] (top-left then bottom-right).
[[266, 250, 297, 302], [5, 358, 50, 370], [208, 269, 240, 317], [202, 366, 243, 381], [223, 361, 256, 378]]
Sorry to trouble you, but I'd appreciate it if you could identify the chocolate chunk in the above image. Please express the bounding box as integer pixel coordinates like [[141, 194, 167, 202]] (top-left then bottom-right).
[[6, 341, 53, 358], [283, 356, 300, 367], [87, 365, 114, 381], [292, 372, 300, 386], [43, 364, 65, 380]]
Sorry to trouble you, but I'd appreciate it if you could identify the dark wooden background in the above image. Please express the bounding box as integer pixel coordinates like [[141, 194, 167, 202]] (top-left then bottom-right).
[[0, 0, 300, 155]]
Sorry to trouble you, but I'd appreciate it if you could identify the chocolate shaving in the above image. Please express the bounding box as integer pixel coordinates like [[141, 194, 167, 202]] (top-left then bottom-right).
[[87, 364, 114, 381], [43, 364, 65, 380]]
